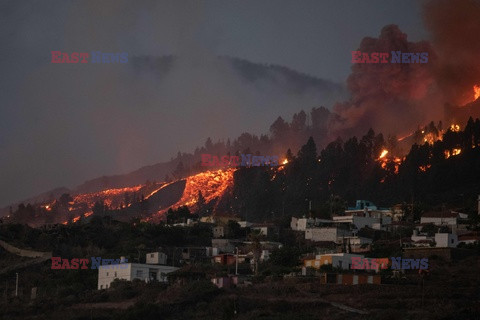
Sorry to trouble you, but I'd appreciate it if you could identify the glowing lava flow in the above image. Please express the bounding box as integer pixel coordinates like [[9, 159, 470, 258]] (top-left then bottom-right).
[[156, 169, 236, 216], [179, 168, 235, 206], [73, 185, 143, 208]]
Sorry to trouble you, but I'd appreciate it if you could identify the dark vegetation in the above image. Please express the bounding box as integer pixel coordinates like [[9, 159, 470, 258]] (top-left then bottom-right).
[[224, 117, 480, 221]]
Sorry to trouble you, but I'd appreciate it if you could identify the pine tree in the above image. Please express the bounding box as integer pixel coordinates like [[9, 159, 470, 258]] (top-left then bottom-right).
[[196, 190, 207, 216]]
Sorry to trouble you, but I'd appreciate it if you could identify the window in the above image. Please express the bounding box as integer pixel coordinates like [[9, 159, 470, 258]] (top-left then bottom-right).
[[136, 270, 143, 278], [106, 272, 109, 276], [114, 272, 117, 277], [451, 239, 454, 244], [100, 285, 103, 289], [150, 253, 154, 258]]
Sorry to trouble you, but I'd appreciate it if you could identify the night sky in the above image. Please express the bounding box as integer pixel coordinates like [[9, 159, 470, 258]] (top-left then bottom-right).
[[0, 0, 427, 206]]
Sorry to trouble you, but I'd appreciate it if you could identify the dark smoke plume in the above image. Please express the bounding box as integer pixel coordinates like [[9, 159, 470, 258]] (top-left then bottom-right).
[[329, 25, 437, 139]]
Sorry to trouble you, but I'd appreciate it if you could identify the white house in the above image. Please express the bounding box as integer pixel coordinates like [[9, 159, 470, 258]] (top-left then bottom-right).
[[435, 233, 458, 248], [420, 212, 457, 226], [290, 217, 314, 231], [332, 215, 384, 230], [97, 255, 178, 290], [305, 227, 352, 242], [98, 262, 178, 290]]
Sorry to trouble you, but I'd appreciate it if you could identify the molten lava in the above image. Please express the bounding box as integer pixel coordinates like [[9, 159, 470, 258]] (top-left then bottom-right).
[[72, 185, 143, 209], [156, 168, 236, 217]]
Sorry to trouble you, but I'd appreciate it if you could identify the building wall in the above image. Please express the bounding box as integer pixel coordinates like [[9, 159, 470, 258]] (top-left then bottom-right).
[[146, 252, 167, 265], [98, 264, 178, 290], [305, 227, 350, 242], [98, 264, 132, 290], [344, 237, 372, 245], [213, 226, 224, 238], [420, 217, 456, 226], [252, 226, 269, 236], [305, 253, 363, 270], [352, 216, 380, 229], [291, 217, 313, 231], [435, 233, 458, 248], [211, 239, 235, 253]]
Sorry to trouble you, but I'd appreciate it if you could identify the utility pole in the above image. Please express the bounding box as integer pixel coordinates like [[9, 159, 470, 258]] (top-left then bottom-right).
[[421, 276, 425, 308], [235, 247, 239, 275], [15, 273, 18, 297]]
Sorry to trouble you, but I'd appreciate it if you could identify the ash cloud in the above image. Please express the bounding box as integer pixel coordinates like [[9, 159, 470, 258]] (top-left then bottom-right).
[[329, 24, 437, 139], [330, 0, 480, 139]]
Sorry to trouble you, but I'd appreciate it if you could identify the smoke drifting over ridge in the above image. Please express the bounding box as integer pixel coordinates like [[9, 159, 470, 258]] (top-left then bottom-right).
[[0, 0, 346, 207]]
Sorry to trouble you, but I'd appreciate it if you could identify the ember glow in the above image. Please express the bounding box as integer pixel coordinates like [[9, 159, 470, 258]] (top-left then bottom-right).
[[377, 148, 403, 176], [419, 164, 431, 172], [444, 148, 462, 159], [397, 132, 414, 142], [379, 149, 389, 159], [474, 85, 480, 101], [450, 124, 460, 132]]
